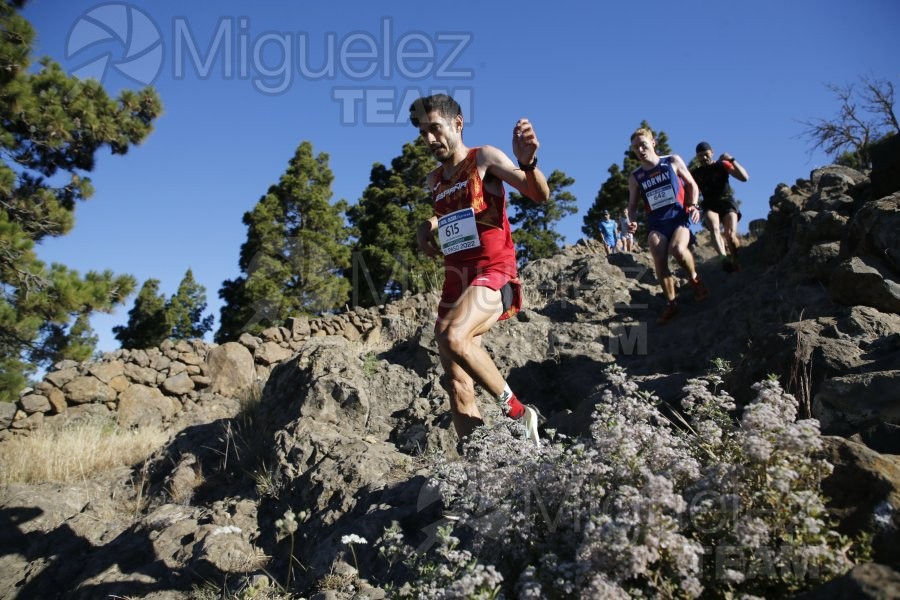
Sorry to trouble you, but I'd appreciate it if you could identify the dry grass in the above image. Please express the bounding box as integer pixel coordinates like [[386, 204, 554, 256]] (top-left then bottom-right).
[[317, 569, 358, 594], [0, 417, 171, 485]]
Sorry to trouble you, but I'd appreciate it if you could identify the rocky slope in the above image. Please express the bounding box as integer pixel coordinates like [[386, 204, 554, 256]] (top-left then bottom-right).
[[1, 160, 898, 599]]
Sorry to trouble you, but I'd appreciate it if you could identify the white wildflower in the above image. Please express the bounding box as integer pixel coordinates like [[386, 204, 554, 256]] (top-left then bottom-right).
[[723, 568, 746, 584], [873, 500, 895, 530], [210, 525, 242, 536], [696, 420, 723, 445], [735, 517, 769, 548], [341, 533, 368, 545], [680, 575, 704, 597], [741, 434, 773, 461]]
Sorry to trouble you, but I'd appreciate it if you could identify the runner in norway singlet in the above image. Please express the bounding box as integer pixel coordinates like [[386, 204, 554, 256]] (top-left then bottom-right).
[[631, 155, 689, 234]]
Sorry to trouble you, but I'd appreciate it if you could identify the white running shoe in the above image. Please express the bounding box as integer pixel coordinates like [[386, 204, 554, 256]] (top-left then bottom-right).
[[522, 405, 540, 446]]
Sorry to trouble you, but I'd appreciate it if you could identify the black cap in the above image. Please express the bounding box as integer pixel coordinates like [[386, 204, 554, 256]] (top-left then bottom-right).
[[696, 141, 712, 153]]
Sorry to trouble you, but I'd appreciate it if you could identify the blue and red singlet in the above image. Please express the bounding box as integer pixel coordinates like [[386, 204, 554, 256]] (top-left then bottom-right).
[[632, 155, 690, 238]]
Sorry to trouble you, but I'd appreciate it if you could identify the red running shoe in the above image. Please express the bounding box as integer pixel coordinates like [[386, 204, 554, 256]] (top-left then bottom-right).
[[691, 276, 710, 301], [657, 301, 679, 325]]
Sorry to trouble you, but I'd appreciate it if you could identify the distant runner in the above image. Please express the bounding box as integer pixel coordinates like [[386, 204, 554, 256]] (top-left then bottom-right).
[[626, 127, 709, 325], [598, 210, 619, 255], [618, 210, 633, 252]]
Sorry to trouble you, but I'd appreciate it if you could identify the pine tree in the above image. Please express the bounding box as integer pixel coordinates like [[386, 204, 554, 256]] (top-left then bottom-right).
[[216, 141, 350, 341], [582, 122, 671, 240], [112, 279, 169, 349], [508, 169, 578, 266], [346, 137, 440, 306], [39, 311, 98, 364], [65, 313, 99, 361], [0, 2, 161, 400], [167, 268, 214, 340]]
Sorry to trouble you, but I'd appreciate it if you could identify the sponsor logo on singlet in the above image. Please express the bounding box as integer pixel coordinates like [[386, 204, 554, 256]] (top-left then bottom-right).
[[435, 180, 468, 202]]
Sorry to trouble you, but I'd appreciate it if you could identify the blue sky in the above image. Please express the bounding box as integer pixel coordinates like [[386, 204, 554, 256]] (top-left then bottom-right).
[[21, 0, 900, 353]]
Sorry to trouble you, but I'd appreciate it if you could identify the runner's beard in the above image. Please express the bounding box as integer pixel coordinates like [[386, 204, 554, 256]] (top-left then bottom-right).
[[433, 146, 451, 163]]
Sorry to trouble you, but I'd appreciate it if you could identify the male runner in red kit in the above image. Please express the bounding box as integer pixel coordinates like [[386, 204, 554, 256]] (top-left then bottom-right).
[[411, 94, 549, 445]]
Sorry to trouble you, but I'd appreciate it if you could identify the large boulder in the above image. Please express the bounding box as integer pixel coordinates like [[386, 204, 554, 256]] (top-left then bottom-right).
[[830, 256, 900, 314], [161, 371, 195, 396], [62, 376, 117, 405], [870, 133, 900, 198], [0, 401, 16, 428], [845, 193, 900, 273], [87, 361, 125, 384], [205, 342, 256, 399], [814, 371, 900, 435], [117, 384, 180, 428], [795, 562, 900, 600], [820, 436, 900, 567]]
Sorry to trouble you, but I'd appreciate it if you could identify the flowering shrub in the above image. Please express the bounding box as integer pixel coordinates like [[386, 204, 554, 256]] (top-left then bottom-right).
[[378, 521, 503, 599], [376, 365, 862, 598], [680, 375, 854, 597]]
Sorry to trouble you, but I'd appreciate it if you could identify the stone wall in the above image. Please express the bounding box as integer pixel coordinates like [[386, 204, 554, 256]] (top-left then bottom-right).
[[0, 291, 438, 439]]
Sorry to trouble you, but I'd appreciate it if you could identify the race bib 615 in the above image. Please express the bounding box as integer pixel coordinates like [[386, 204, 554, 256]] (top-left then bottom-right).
[[438, 208, 481, 255]]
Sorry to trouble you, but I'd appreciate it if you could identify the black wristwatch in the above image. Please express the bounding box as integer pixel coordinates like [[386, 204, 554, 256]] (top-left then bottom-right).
[[518, 156, 538, 171]]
